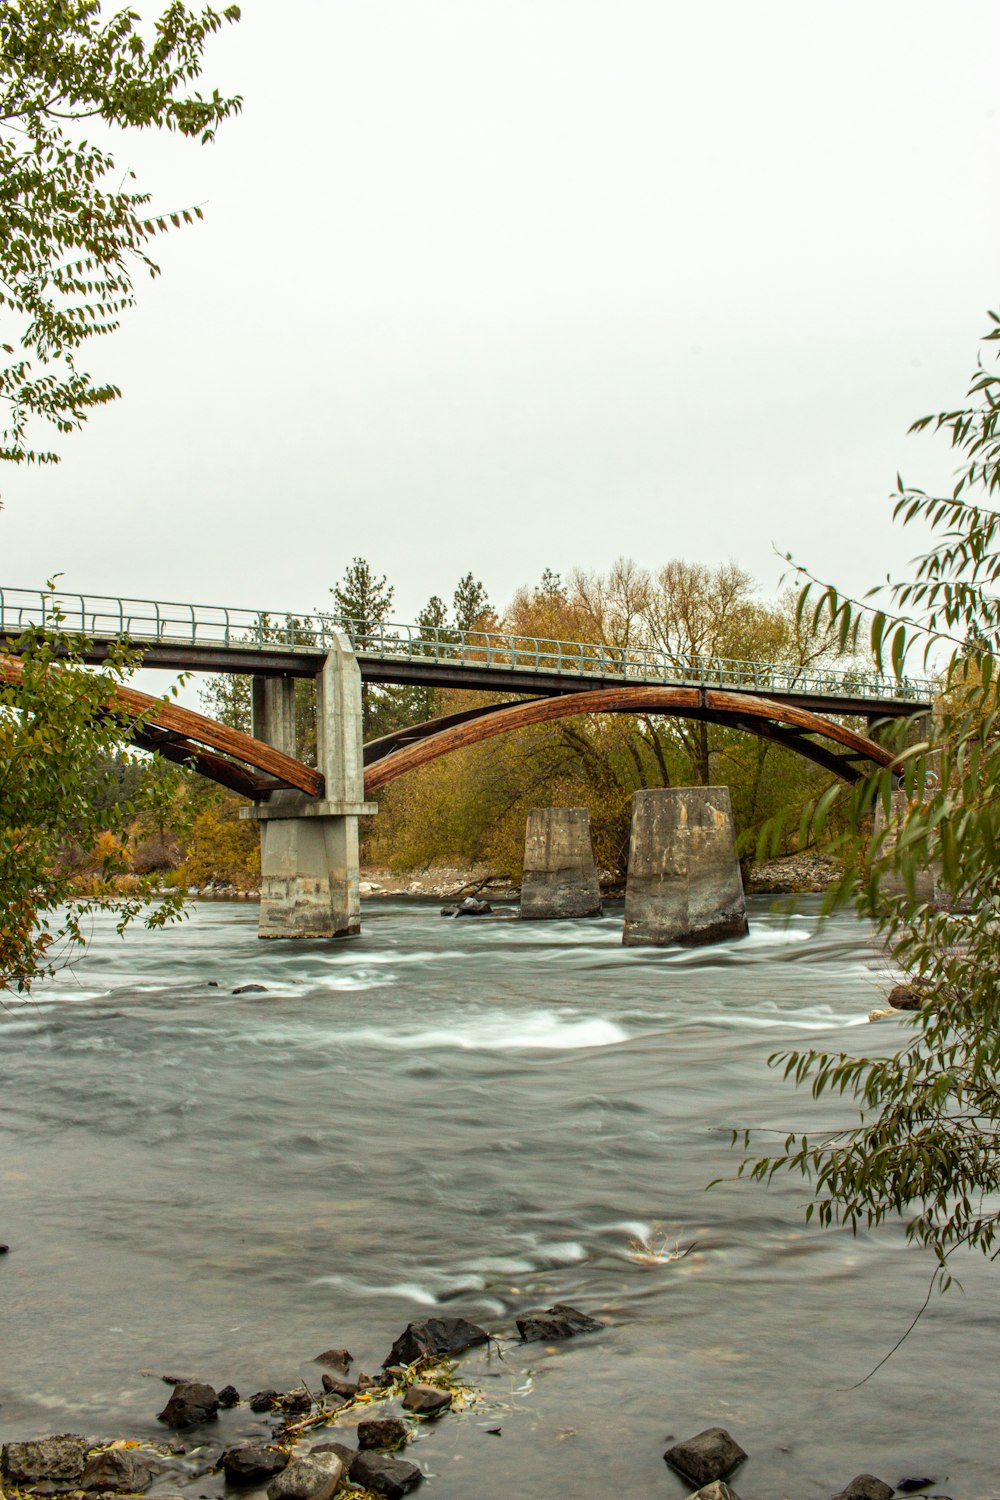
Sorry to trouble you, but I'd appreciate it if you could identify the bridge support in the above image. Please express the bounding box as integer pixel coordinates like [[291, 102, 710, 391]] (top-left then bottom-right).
[[520, 807, 603, 919], [623, 787, 749, 947], [242, 639, 376, 939]]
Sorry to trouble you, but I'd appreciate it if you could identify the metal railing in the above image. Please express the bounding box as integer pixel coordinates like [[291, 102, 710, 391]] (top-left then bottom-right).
[[0, 585, 935, 704]]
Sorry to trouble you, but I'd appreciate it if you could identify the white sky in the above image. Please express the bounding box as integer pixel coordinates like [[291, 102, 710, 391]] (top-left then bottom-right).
[[3, 0, 999, 629]]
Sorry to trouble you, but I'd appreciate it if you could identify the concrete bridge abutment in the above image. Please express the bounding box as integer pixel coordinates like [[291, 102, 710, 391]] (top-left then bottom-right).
[[243, 636, 376, 939], [520, 807, 602, 919], [623, 787, 749, 948]]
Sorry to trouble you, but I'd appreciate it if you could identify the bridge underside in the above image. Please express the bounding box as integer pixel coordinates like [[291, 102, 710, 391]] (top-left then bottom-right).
[[362, 686, 897, 789], [1, 656, 897, 795]]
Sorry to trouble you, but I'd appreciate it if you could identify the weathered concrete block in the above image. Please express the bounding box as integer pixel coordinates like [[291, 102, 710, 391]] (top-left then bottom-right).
[[623, 787, 748, 947], [520, 807, 602, 919], [258, 807, 361, 938]]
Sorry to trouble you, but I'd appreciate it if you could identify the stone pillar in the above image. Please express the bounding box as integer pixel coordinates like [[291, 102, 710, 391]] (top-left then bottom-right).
[[243, 637, 376, 939], [622, 787, 749, 947], [520, 807, 602, 919]]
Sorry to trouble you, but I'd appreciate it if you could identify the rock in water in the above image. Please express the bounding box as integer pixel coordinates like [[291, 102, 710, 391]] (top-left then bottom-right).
[[515, 1303, 605, 1341], [313, 1347, 353, 1372], [402, 1384, 452, 1416], [887, 985, 925, 1010], [383, 1316, 489, 1366], [310, 1444, 357, 1478], [265, 1453, 343, 1500], [832, 1477, 895, 1500], [221, 1446, 289, 1484], [80, 1450, 162, 1493], [232, 983, 268, 994], [2, 1436, 90, 1488], [456, 896, 491, 916], [157, 1380, 220, 1427], [664, 1428, 748, 1485], [248, 1389, 281, 1412], [217, 1384, 240, 1408], [358, 1416, 408, 1451], [688, 1485, 744, 1500], [351, 1451, 423, 1498], [897, 1481, 937, 1494]]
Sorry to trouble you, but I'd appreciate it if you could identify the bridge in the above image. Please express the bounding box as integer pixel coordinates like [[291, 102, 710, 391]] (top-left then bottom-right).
[[1, 586, 931, 941]]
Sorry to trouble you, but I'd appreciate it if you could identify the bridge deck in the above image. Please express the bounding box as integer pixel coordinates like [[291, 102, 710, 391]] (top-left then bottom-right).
[[0, 585, 934, 715]]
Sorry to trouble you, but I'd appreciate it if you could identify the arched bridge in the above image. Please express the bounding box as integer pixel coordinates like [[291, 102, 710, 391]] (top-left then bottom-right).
[[1, 585, 926, 941]]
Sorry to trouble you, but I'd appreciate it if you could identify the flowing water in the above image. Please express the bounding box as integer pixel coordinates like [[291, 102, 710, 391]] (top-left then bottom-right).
[[2, 897, 998, 1499]]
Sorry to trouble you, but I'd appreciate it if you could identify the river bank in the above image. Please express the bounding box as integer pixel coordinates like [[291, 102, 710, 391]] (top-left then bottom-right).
[[187, 854, 843, 903]]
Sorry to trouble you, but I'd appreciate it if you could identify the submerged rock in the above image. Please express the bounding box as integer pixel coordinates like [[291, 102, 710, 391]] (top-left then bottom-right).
[[351, 1451, 423, 1498], [664, 1428, 748, 1486], [157, 1380, 219, 1427], [897, 1481, 937, 1493], [2, 1436, 89, 1488], [313, 1348, 353, 1372], [384, 1316, 488, 1366], [515, 1303, 605, 1341], [232, 983, 268, 994]]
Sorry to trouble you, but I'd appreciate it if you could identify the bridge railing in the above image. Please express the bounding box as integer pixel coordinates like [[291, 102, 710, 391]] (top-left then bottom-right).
[[0, 585, 934, 704]]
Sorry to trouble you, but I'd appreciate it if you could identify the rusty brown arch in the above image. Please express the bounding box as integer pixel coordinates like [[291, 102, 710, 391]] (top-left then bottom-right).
[[0, 655, 323, 798], [362, 686, 896, 791]]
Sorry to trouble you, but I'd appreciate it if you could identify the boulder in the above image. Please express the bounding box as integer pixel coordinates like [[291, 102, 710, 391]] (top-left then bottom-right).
[[249, 1389, 281, 1412], [688, 1485, 743, 1500], [80, 1450, 162, 1493], [664, 1428, 748, 1486], [456, 896, 491, 916], [832, 1477, 894, 1500], [313, 1348, 352, 1372], [887, 985, 926, 1011], [357, 1415, 408, 1450], [157, 1380, 220, 1427], [217, 1385, 240, 1408], [265, 1453, 343, 1500], [232, 983, 268, 994], [351, 1451, 423, 1499], [321, 1371, 359, 1399], [515, 1303, 605, 1341], [310, 1443, 357, 1478], [384, 1316, 489, 1366], [2, 1436, 90, 1488], [401, 1384, 452, 1417], [221, 1446, 289, 1485]]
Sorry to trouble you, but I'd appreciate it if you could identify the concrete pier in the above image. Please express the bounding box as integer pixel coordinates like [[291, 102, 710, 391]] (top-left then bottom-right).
[[243, 635, 375, 939], [520, 807, 602, 919], [622, 787, 748, 947]]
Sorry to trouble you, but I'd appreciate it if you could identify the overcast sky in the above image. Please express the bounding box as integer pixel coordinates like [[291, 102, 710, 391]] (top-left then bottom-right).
[[4, 0, 999, 631]]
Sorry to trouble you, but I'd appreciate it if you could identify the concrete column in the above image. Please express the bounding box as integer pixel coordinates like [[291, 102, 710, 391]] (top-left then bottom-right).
[[243, 637, 376, 939], [520, 807, 602, 919], [872, 786, 938, 903], [623, 787, 749, 948]]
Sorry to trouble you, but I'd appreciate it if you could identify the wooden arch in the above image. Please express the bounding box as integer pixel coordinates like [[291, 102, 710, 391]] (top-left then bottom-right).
[[362, 686, 896, 790], [0, 655, 322, 798]]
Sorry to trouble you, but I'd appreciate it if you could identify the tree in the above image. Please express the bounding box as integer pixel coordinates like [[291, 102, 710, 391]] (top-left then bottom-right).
[[1, 621, 182, 994], [329, 557, 395, 640], [452, 573, 492, 633], [0, 0, 241, 472], [738, 312, 1000, 1283]]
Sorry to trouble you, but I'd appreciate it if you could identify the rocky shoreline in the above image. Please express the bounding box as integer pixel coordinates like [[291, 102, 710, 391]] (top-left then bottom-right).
[[0, 1309, 955, 1500], [188, 855, 842, 904]]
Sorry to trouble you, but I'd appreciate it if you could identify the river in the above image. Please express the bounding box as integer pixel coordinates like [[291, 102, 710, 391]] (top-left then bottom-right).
[[2, 897, 997, 1499]]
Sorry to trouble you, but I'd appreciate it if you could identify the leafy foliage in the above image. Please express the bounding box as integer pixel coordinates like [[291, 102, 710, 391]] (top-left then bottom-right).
[[0, 0, 241, 469], [0, 621, 183, 994], [738, 312, 1000, 1276]]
